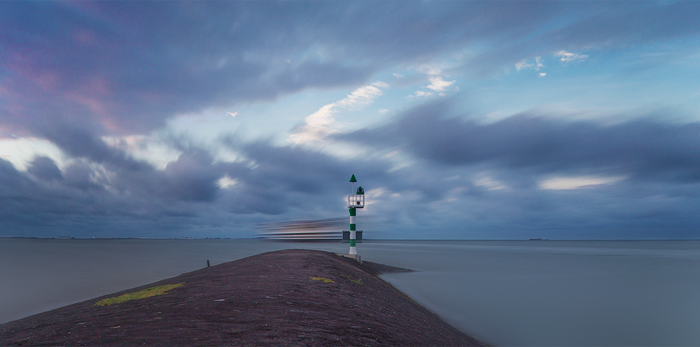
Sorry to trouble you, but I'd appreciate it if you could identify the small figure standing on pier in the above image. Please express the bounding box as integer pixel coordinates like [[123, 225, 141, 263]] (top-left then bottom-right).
[[344, 174, 364, 259]]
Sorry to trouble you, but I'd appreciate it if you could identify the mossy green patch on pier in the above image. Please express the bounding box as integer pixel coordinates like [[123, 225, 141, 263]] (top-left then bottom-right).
[[95, 283, 184, 306], [339, 273, 363, 285]]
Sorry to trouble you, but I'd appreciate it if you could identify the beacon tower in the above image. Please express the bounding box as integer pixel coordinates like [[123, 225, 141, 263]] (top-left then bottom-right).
[[343, 174, 364, 258]]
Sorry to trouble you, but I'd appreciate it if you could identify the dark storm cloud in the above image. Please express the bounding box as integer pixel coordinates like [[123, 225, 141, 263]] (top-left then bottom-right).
[[33, 119, 222, 202], [0, 127, 393, 236], [63, 161, 105, 192], [216, 138, 390, 215], [0, 158, 104, 231], [0, 153, 225, 236], [0, 124, 229, 235], [338, 100, 700, 183], [27, 156, 62, 181], [3, 109, 700, 238], [163, 151, 220, 202], [39, 122, 150, 172], [0, 158, 35, 197], [0, 131, 397, 236]]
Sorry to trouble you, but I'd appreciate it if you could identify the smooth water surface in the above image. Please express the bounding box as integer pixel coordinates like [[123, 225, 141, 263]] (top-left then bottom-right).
[[2, 239, 699, 346]]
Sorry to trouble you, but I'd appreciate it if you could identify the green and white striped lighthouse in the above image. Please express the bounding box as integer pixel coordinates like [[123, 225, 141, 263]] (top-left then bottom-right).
[[343, 174, 364, 258]]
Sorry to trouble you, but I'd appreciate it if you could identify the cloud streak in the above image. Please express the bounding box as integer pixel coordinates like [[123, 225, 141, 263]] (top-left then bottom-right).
[[337, 100, 700, 184], [289, 82, 387, 144], [555, 51, 588, 63], [426, 77, 455, 92]]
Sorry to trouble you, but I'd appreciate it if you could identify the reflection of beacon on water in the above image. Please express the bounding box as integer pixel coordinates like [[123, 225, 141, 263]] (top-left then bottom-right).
[[343, 174, 364, 260]]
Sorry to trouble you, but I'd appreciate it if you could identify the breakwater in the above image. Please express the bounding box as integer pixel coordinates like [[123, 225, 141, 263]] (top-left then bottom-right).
[[0, 249, 484, 346]]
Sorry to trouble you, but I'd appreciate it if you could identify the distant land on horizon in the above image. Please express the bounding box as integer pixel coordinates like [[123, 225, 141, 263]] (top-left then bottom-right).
[[1, 237, 698, 241]]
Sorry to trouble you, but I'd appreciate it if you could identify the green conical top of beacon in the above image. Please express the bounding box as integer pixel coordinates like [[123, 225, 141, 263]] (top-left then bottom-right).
[[349, 174, 357, 182]]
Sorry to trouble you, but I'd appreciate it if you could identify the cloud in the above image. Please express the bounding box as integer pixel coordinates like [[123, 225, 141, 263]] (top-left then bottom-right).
[[0, 137, 231, 236], [324, 100, 700, 238], [336, 82, 388, 109], [39, 122, 151, 173], [4, 1, 698, 141], [3, 2, 700, 239], [417, 64, 443, 75], [216, 138, 392, 216], [554, 51, 588, 62], [538, 176, 625, 190], [409, 91, 433, 98], [4, 100, 700, 238], [0, 2, 570, 138], [27, 156, 63, 181], [217, 175, 238, 188], [473, 176, 507, 190], [227, 112, 238, 117], [515, 57, 543, 72], [515, 60, 533, 71], [385, 149, 401, 158], [31, 121, 224, 203], [289, 82, 387, 144], [337, 100, 700, 184], [288, 104, 336, 144], [426, 77, 456, 92], [163, 151, 221, 202]]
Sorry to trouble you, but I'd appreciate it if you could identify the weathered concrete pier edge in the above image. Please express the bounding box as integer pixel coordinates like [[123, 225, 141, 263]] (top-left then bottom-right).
[[0, 249, 486, 346]]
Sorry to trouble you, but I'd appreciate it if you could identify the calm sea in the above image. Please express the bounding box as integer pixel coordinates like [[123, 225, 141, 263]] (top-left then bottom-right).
[[1, 239, 699, 346]]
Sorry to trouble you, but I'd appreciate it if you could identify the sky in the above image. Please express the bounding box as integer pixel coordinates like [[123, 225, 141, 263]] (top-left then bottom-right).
[[1, 1, 700, 239]]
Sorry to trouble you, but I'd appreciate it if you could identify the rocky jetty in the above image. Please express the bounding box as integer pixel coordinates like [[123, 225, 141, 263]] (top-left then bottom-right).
[[0, 249, 484, 346]]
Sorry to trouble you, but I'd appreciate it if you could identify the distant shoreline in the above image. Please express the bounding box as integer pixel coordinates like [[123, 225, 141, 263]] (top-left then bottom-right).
[[2, 236, 698, 241]]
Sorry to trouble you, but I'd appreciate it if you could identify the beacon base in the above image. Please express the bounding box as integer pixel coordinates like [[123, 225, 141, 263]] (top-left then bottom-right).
[[337, 253, 362, 263]]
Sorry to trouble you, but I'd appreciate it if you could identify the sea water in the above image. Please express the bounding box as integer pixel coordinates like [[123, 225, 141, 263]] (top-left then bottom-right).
[[1, 239, 699, 346]]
